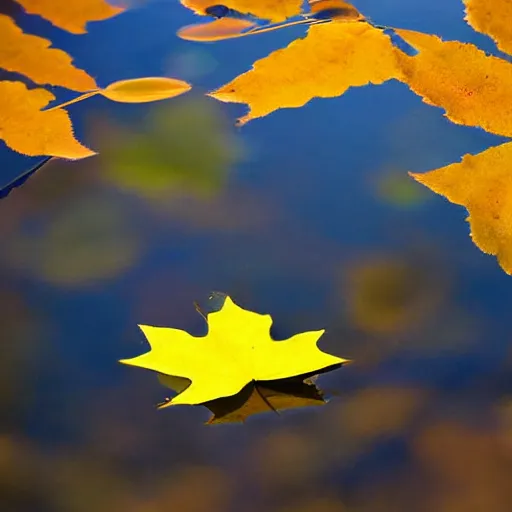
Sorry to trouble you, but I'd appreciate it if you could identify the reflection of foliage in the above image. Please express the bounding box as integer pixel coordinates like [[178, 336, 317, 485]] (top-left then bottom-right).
[[377, 170, 429, 209], [159, 374, 327, 424], [100, 96, 242, 200], [2, 196, 142, 286], [0, 286, 45, 421], [345, 255, 444, 335]]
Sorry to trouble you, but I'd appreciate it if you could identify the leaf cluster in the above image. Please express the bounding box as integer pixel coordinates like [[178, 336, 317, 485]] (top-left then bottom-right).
[[0, 0, 191, 188]]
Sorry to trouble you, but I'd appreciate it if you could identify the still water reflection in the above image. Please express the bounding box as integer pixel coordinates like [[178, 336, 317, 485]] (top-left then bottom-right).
[[1, 0, 512, 511]]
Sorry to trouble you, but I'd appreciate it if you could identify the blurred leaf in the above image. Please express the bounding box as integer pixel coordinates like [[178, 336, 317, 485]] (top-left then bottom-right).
[[100, 77, 191, 103], [0, 14, 96, 91], [376, 170, 429, 208], [338, 387, 427, 441], [211, 21, 402, 124], [100, 96, 241, 199], [464, 0, 512, 56], [0, 81, 95, 158], [180, 0, 303, 22], [345, 255, 443, 335], [413, 422, 512, 512], [121, 296, 347, 412], [411, 142, 512, 275], [4, 196, 142, 286], [14, 0, 124, 34]]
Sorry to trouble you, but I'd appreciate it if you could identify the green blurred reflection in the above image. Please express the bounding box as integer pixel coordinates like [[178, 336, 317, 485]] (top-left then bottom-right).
[[98, 95, 243, 201]]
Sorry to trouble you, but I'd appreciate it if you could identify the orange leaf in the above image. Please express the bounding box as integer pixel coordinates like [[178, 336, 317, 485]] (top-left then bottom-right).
[[180, 0, 303, 22], [14, 0, 124, 34], [0, 81, 95, 159], [178, 18, 256, 42], [100, 77, 192, 103], [411, 142, 512, 275], [0, 15, 96, 91], [395, 30, 512, 137], [210, 22, 402, 124], [464, 0, 512, 56]]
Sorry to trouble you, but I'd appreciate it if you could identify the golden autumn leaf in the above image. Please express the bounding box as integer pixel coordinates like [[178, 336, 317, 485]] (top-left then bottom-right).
[[0, 81, 95, 159], [180, 0, 303, 22], [14, 0, 124, 34], [411, 142, 512, 275], [394, 30, 512, 138], [100, 77, 192, 103], [159, 374, 326, 424], [120, 296, 347, 407], [0, 15, 96, 91], [211, 21, 402, 124], [464, 0, 512, 56]]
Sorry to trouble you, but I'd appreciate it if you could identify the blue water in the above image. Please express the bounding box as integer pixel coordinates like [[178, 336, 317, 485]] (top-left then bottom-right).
[[1, 1, 512, 510]]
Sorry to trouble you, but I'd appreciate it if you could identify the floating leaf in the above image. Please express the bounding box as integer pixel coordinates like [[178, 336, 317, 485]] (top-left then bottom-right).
[[211, 22, 402, 124], [395, 30, 512, 137], [14, 0, 124, 34], [0, 15, 96, 91], [411, 142, 512, 275], [121, 296, 347, 407], [178, 17, 256, 42], [180, 0, 303, 22], [464, 0, 512, 56], [0, 81, 94, 159], [100, 77, 192, 103]]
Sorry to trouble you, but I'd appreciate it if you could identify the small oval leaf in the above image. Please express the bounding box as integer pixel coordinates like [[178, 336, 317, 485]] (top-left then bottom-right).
[[100, 77, 192, 103], [178, 18, 256, 42]]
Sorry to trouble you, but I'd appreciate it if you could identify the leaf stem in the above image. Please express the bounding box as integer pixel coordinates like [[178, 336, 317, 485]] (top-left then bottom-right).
[[44, 90, 100, 112], [193, 302, 207, 321], [254, 383, 280, 416]]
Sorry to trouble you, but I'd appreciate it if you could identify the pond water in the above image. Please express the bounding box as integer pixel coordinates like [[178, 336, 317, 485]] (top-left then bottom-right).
[[1, 1, 512, 511]]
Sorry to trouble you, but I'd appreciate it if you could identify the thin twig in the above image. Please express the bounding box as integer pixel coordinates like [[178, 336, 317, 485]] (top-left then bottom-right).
[[44, 90, 100, 112]]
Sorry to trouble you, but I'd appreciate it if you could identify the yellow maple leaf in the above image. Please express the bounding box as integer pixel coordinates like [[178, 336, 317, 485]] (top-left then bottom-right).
[[411, 142, 512, 275], [0, 15, 96, 92], [211, 21, 402, 124], [14, 0, 123, 34], [180, 0, 303, 22], [394, 29, 512, 138], [464, 0, 512, 56], [0, 81, 95, 159], [120, 296, 347, 406]]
